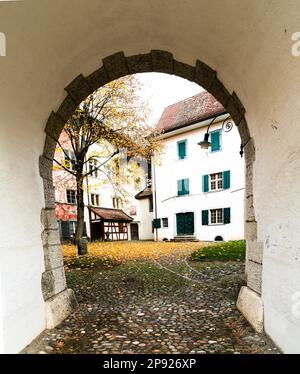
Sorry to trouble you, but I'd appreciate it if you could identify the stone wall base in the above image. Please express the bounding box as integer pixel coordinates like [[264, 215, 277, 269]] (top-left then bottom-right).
[[237, 286, 264, 333], [45, 288, 77, 329]]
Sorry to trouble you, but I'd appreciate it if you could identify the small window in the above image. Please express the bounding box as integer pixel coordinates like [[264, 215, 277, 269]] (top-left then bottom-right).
[[89, 159, 99, 178], [210, 130, 221, 152], [66, 189, 76, 204], [162, 218, 169, 228], [177, 178, 189, 196], [210, 172, 223, 191], [177, 140, 187, 159], [112, 196, 122, 209], [210, 208, 223, 224], [91, 193, 100, 207]]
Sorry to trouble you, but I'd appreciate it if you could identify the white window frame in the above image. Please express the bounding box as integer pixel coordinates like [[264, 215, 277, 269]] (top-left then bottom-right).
[[91, 193, 100, 207], [210, 172, 223, 191], [210, 208, 223, 225], [66, 189, 77, 204]]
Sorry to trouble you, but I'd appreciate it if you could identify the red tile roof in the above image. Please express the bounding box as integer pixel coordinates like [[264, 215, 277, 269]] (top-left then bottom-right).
[[156, 91, 226, 134], [88, 206, 133, 222]]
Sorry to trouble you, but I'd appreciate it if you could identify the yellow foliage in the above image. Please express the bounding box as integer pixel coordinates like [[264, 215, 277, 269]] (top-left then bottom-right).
[[62, 241, 204, 263]]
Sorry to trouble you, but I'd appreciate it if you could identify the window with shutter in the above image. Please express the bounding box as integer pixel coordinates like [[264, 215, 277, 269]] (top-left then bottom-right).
[[177, 140, 187, 159], [177, 179, 189, 196], [210, 130, 221, 152], [202, 210, 209, 225]]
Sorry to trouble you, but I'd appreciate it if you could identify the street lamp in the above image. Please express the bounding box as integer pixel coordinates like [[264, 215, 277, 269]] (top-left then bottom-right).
[[197, 114, 244, 157]]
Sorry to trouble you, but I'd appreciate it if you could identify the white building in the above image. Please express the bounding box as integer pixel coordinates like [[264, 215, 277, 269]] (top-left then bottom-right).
[[153, 92, 245, 242]]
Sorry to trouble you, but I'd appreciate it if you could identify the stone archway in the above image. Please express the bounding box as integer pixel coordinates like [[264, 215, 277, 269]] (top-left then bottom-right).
[[39, 50, 262, 332]]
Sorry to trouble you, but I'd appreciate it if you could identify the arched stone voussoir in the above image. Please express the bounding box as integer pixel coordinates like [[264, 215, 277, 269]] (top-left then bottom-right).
[[227, 91, 246, 125], [173, 60, 195, 82], [57, 94, 77, 123], [87, 66, 109, 93], [126, 53, 153, 74], [45, 111, 65, 142], [39, 155, 53, 181], [103, 51, 129, 81], [65, 74, 91, 105], [151, 50, 174, 75]]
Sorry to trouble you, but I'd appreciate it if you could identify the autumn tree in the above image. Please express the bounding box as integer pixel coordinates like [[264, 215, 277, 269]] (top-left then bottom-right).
[[53, 75, 161, 254]]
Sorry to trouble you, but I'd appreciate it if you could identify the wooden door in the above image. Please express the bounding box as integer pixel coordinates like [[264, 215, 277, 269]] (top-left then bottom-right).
[[176, 212, 194, 235], [130, 223, 139, 240]]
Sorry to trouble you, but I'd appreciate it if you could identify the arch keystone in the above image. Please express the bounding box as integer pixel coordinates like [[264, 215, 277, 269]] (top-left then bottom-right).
[[127, 53, 153, 74], [103, 51, 129, 81], [151, 50, 174, 74]]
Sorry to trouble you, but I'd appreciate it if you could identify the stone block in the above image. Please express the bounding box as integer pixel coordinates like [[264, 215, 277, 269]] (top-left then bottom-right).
[[65, 74, 91, 105], [57, 95, 77, 122], [209, 78, 231, 108], [86, 66, 109, 92], [41, 228, 60, 246], [173, 60, 195, 81], [246, 194, 255, 221], [194, 59, 216, 91], [43, 244, 64, 271], [43, 179, 55, 208], [45, 111, 65, 141], [127, 53, 153, 74], [42, 266, 67, 300], [227, 91, 246, 124], [41, 208, 58, 230], [247, 260, 262, 294], [247, 240, 263, 264], [237, 286, 264, 333], [103, 51, 129, 81], [43, 134, 57, 160], [237, 117, 251, 146], [39, 155, 52, 181], [245, 220, 257, 241], [45, 288, 77, 329], [151, 50, 174, 74]]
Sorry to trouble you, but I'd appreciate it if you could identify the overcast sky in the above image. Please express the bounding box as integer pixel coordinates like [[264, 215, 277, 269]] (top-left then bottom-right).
[[135, 73, 204, 126]]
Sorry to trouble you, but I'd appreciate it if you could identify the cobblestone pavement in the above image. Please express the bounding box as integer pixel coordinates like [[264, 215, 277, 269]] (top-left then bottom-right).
[[23, 249, 280, 354]]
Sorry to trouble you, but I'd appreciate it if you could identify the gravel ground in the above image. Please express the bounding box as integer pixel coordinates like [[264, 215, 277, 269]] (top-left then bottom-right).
[[22, 248, 280, 354]]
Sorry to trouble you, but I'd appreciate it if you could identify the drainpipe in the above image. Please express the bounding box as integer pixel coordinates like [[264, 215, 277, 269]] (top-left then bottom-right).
[[152, 156, 158, 241]]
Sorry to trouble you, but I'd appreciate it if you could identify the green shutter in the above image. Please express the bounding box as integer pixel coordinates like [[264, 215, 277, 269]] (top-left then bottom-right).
[[183, 178, 189, 195], [60, 220, 71, 241], [202, 174, 209, 192], [153, 218, 161, 229], [202, 210, 209, 225], [178, 140, 186, 159], [178, 179, 189, 196], [223, 170, 231, 189], [224, 207, 231, 224], [211, 131, 221, 152]]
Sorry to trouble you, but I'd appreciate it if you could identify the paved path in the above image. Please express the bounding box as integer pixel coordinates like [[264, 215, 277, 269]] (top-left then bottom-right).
[[23, 251, 279, 354]]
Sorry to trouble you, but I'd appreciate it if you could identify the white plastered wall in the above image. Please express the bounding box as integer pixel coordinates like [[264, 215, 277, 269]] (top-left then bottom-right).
[[0, 0, 300, 353]]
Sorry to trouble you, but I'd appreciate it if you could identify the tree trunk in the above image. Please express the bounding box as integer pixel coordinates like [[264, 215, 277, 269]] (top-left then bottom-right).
[[75, 174, 87, 255]]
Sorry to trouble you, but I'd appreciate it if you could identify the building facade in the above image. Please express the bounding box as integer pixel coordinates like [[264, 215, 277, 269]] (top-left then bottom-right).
[[152, 92, 245, 242], [53, 131, 154, 242]]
